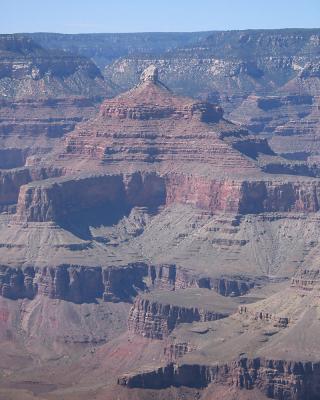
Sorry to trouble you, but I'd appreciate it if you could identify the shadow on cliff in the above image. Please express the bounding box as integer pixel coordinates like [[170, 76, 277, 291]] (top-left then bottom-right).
[[57, 202, 131, 240]]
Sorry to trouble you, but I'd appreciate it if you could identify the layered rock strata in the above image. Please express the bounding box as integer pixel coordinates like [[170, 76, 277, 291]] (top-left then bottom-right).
[[0, 34, 112, 157], [0, 263, 257, 303], [15, 172, 320, 223], [0, 263, 150, 302], [118, 358, 320, 400], [128, 292, 230, 339], [0, 97, 100, 149], [15, 171, 166, 222], [0, 165, 64, 212]]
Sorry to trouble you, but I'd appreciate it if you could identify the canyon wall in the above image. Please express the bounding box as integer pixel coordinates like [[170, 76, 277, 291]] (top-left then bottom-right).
[[0, 166, 64, 212], [118, 358, 320, 400], [15, 172, 320, 223], [166, 174, 320, 213], [128, 296, 227, 339], [0, 263, 146, 303], [0, 97, 100, 145], [0, 263, 257, 303], [15, 172, 166, 222]]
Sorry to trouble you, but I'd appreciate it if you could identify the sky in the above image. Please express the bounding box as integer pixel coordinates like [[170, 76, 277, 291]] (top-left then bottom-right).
[[1, 0, 320, 34]]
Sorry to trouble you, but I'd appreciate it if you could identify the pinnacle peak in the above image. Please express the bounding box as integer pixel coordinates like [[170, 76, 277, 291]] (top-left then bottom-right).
[[140, 65, 159, 83]]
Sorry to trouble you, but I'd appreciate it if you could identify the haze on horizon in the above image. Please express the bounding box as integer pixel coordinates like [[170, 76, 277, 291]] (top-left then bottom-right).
[[1, 0, 320, 34]]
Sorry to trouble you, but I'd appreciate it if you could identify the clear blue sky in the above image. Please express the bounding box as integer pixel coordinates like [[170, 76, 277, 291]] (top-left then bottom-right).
[[1, 0, 320, 34]]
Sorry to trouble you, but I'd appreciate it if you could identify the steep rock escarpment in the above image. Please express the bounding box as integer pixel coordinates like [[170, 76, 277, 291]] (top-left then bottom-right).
[[118, 358, 320, 400], [15, 171, 166, 222], [167, 175, 320, 213], [0, 264, 146, 303], [15, 172, 320, 223], [0, 148, 28, 169], [128, 295, 228, 339], [164, 339, 195, 362], [0, 263, 257, 303], [0, 264, 104, 302], [0, 264, 187, 302], [0, 166, 64, 212], [198, 275, 255, 296]]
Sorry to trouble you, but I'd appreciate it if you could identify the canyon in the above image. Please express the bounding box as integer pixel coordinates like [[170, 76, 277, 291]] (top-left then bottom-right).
[[1, 30, 320, 400]]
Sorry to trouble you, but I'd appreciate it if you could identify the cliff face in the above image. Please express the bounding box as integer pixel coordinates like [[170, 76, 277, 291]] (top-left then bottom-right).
[[0, 264, 191, 303], [201, 276, 255, 297], [164, 339, 195, 362], [118, 358, 320, 400], [0, 148, 27, 169], [0, 263, 257, 303], [15, 170, 320, 223], [128, 296, 227, 339], [0, 264, 103, 302], [0, 166, 64, 212], [15, 171, 166, 222], [0, 263, 146, 303], [167, 175, 320, 214]]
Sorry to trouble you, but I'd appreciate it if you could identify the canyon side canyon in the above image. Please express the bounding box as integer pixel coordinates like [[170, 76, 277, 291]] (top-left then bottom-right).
[[0, 30, 320, 400]]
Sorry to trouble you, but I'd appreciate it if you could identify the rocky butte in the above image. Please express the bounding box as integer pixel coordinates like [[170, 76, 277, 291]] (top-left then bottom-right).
[[1, 61, 320, 400], [102, 29, 320, 163]]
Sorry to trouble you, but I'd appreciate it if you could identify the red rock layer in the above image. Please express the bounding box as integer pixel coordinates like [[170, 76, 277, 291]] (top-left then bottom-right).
[[166, 174, 320, 213], [63, 67, 262, 173], [15, 171, 320, 223]]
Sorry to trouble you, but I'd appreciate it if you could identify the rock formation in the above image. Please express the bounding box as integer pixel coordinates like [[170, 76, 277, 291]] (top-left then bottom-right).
[[1, 47, 320, 400], [100, 29, 320, 162], [0, 34, 113, 170], [127, 289, 242, 339], [118, 270, 320, 399]]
